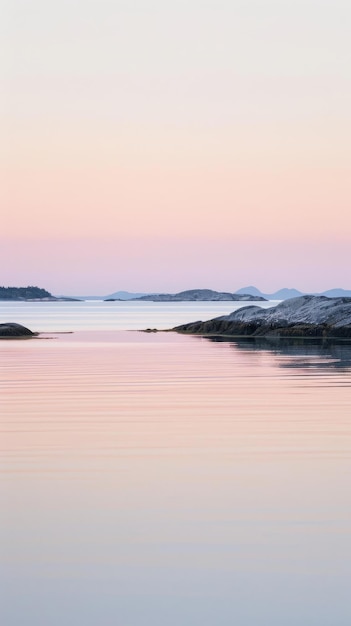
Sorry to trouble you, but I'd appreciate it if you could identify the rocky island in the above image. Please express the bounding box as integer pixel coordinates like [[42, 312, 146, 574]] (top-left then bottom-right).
[[132, 289, 266, 302], [172, 295, 351, 339], [0, 286, 79, 301], [0, 323, 37, 338]]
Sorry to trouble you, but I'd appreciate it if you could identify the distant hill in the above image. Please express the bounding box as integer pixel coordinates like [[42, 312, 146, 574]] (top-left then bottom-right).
[[235, 286, 351, 300], [235, 286, 303, 299], [131, 289, 266, 302], [67, 291, 148, 300], [271, 288, 303, 300], [234, 285, 264, 297], [105, 290, 148, 300], [321, 288, 351, 298]]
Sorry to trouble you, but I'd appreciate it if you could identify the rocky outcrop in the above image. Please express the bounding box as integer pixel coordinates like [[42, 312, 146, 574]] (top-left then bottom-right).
[[172, 296, 351, 338], [133, 289, 266, 302], [0, 323, 36, 338]]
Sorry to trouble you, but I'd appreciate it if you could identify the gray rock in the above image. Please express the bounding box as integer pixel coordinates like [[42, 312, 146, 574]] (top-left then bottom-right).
[[173, 296, 351, 338], [0, 323, 36, 338]]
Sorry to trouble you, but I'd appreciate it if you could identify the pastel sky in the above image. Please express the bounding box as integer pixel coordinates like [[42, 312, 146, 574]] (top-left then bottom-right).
[[2, 0, 350, 295]]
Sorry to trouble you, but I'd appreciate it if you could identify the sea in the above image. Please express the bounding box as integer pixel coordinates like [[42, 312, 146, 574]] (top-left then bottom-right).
[[1, 300, 351, 626]]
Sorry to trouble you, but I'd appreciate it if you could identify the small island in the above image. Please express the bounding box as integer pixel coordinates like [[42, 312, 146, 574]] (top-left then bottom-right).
[[0, 286, 79, 301], [172, 295, 351, 339], [0, 323, 37, 338], [131, 289, 267, 302]]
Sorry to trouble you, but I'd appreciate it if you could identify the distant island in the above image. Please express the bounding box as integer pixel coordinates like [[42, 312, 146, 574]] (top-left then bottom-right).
[[0, 286, 79, 301], [172, 295, 351, 339], [109, 289, 267, 302], [64, 286, 351, 301]]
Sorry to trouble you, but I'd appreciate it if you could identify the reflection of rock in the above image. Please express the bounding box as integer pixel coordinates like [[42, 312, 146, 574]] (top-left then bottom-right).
[[204, 336, 351, 370], [173, 295, 351, 339], [133, 289, 267, 302], [0, 323, 36, 338]]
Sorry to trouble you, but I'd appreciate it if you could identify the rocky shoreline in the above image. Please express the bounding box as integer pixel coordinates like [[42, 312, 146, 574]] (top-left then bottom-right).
[[172, 296, 351, 339]]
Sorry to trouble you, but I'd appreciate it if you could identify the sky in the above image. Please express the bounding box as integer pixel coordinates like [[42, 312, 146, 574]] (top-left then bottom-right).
[[1, 0, 350, 295]]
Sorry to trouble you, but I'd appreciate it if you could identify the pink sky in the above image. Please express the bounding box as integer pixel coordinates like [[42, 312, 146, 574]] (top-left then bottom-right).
[[2, 1, 350, 295]]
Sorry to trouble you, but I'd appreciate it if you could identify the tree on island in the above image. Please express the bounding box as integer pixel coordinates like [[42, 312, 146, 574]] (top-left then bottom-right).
[[0, 286, 52, 300]]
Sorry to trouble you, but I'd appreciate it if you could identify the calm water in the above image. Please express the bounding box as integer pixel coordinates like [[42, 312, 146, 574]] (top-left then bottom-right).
[[0, 299, 278, 332], [1, 303, 351, 625]]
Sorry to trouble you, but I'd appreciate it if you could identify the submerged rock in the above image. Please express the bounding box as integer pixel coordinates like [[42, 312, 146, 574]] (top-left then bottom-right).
[[0, 323, 36, 338], [173, 296, 351, 338]]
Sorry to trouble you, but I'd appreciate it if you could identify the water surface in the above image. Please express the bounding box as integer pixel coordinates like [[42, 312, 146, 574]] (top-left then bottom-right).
[[1, 311, 351, 625], [0, 299, 278, 332]]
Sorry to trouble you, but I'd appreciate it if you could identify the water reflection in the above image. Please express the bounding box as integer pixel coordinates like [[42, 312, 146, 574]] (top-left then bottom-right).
[[205, 336, 351, 370], [1, 331, 351, 626]]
